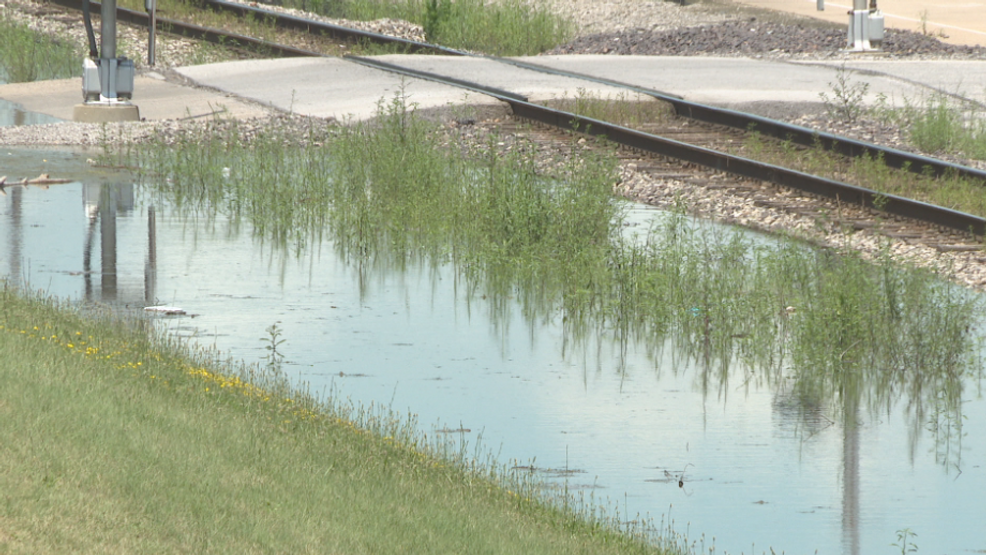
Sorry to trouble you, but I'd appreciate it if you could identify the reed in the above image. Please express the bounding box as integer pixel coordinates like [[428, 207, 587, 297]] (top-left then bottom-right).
[[131, 91, 983, 468]]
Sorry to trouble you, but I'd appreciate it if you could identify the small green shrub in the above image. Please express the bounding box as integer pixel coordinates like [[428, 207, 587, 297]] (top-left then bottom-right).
[[819, 64, 870, 124]]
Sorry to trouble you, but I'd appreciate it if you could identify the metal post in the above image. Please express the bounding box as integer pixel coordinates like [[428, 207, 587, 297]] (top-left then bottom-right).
[[847, 0, 882, 51], [817, 0, 824, 11], [99, 0, 118, 100], [76, 0, 139, 120], [146, 0, 157, 66], [99, 186, 118, 301]]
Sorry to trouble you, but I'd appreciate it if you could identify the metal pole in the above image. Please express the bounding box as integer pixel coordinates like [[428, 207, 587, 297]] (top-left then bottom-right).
[[848, 0, 868, 50], [99, 0, 118, 99], [146, 0, 157, 66], [100, 0, 116, 59]]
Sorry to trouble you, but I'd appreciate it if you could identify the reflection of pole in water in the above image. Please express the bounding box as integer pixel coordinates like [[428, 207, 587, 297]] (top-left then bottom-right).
[[7, 186, 23, 285], [99, 186, 118, 301], [145, 205, 156, 303], [83, 200, 98, 299], [842, 397, 860, 555], [83, 183, 142, 304]]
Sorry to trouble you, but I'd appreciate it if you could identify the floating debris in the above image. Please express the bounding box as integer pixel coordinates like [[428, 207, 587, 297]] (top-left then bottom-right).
[[0, 173, 72, 194], [144, 305, 188, 316]]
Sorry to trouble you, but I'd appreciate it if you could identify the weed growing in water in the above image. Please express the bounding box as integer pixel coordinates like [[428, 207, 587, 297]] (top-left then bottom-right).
[[892, 528, 919, 555], [133, 90, 983, 465], [261, 323, 286, 370]]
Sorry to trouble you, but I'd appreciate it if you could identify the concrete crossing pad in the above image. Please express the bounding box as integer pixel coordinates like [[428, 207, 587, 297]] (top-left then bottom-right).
[[6, 54, 986, 124], [176, 57, 510, 122]]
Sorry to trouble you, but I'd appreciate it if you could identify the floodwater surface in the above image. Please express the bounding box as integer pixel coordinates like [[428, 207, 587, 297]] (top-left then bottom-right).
[[2, 146, 984, 555], [0, 98, 61, 127]]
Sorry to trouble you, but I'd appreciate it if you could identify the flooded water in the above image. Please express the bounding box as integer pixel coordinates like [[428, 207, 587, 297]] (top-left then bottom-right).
[[2, 146, 984, 555], [0, 98, 62, 127]]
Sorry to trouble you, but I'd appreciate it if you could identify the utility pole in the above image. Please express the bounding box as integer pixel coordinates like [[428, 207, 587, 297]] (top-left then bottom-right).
[[847, 0, 884, 51], [74, 0, 140, 122]]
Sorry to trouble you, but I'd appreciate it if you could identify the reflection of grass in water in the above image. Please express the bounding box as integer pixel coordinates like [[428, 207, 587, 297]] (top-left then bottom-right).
[[135, 94, 982, 468]]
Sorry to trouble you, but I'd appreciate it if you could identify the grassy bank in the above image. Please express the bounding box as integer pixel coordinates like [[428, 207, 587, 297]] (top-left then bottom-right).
[[0, 285, 668, 554]]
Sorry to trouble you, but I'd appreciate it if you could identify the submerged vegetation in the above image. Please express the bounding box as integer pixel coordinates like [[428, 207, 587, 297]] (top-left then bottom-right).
[[0, 12, 80, 82], [131, 93, 983, 467]]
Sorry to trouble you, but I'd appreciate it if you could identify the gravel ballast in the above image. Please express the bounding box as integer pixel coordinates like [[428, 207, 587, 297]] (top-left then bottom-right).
[[548, 19, 986, 59]]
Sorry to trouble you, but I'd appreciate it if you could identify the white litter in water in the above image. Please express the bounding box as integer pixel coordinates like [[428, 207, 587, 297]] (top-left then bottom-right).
[[143, 305, 187, 315]]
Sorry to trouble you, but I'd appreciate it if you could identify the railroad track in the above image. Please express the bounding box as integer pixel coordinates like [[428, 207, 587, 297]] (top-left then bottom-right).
[[48, 0, 986, 244]]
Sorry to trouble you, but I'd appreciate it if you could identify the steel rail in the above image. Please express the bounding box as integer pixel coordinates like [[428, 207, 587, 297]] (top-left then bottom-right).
[[493, 59, 986, 183], [160, 0, 986, 184], [349, 56, 986, 236], [48, 0, 986, 233]]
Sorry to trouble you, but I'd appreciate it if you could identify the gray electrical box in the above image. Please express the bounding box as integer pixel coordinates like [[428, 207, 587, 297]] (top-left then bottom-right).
[[82, 58, 100, 102], [868, 11, 885, 44], [82, 57, 135, 101], [116, 58, 135, 99]]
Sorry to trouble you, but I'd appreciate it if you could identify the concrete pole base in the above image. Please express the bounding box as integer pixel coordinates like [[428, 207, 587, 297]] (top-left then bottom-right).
[[73, 103, 140, 123]]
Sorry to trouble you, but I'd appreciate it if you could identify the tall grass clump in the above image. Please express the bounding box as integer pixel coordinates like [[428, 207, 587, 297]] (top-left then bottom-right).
[[132, 92, 983, 467], [902, 93, 986, 160], [136, 115, 337, 254], [907, 94, 964, 154], [0, 13, 80, 82], [117, 0, 573, 54], [417, 0, 573, 55], [250, 0, 573, 55]]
